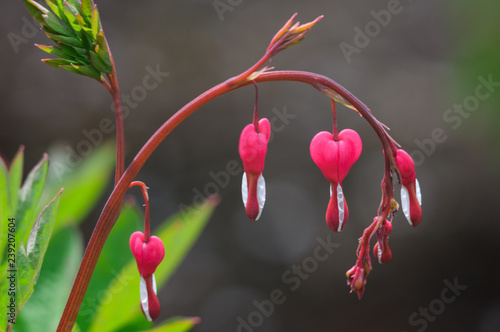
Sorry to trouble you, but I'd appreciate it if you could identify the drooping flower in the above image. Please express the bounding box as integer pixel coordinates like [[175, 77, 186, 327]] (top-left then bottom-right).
[[239, 118, 271, 221], [394, 149, 422, 227], [373, 217, 392, 264], [130, 231, 165, 321], [310, 129, 362, 232]]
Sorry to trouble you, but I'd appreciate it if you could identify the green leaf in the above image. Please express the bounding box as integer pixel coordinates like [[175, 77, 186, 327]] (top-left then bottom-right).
[[22, 0, 49, 23], [13, 226, 83, 332], [44, 0, 62, 19], [8, 147, 24, 216], [76, 201, 142, 332], [90, 6, 100, 40], [45, 32, 83, 48], [42, 12, 74, 36], [43, 142, 115, 233], [60, 64, 102, 80], [80, 0, 92, 25], [90, 51, 112, 74], [63, 1, 82, 34], [15, 189, 63, 312], [16, 154, 49, 246], [140, 317, 200, 332], [88, 198, 218, 332], [37, 44, 71, 60]]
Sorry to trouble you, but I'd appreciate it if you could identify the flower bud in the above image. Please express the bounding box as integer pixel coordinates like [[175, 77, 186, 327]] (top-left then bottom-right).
[[394, 149, 422, 226], [239, 118, 271, 221], [310, 129, 362, 232], [373, 218, 392, 264]]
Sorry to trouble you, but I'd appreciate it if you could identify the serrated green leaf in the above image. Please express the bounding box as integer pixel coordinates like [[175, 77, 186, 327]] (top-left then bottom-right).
[[16, 154, 49, 246], [76, 202, 142, 331], [15, 190, 62, 312], [42, 142, 115, 232], [88, 199, 218, 332], [22, 0, 49, 23], [80, 0, 92, 25], [90, 6, 100, 40], [42, 58, 75, 69], [66, 0, 82, 9], [46, 32, 83, 48], [140, 317, 200, 332], [90, 51, 112, 74], [42, 12, 74, 36], [13, 226, 83, 332]]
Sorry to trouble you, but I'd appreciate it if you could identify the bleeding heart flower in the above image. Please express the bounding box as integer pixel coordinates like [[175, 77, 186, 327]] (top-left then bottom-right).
[[394, 149, 422, 227], [310, 129, 362, 232], [130, 231, 165, 321], [239, 118, 271, 221]]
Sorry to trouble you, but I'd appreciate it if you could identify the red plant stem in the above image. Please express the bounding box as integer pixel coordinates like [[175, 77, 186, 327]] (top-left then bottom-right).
[[109, 75, 125, 186], [331, 99, 338, 141], [252, 81, 260, 132], [129, 181, 151, 240], [57, 69, 395, 331]]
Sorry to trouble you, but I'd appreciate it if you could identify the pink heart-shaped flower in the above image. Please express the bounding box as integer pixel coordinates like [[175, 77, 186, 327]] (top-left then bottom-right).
[[130, 231, 165, 276], [310, 129, 362, 183], [239, 118, 271, 175]]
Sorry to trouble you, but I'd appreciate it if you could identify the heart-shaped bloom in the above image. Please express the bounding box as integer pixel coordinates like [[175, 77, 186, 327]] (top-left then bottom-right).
[[130, 231, 165, 321], [239, 118, 271, 221], [310, 129, 362, 232], [373, 217, 392, 264], [394, 149, 422, 227]]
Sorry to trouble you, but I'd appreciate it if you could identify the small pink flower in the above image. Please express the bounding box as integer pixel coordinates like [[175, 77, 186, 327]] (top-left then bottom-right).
[[373, 218, 392, 264], [394, 149, 422, 227], [239, 118, 271, 221], [310, 129, 362, 232], [130, 231, 165, 321]]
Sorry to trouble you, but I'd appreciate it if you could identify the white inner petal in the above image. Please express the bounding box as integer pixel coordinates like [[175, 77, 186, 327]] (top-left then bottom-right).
[[152, 274, 157, 295], [336, 183, 344, 232], [401, 185, 411, 225], [241, 172, 248, 208], [256, 174, 266, 221], [377, 244, 383, 263], [140, 276, 152, 321], [416, 178, 422, 205]]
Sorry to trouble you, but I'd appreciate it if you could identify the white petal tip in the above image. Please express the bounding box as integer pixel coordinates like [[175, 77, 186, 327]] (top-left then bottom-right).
[[336, 183, 345, 232], [401, 186, 411, 225], [140, 276, 152, 322]]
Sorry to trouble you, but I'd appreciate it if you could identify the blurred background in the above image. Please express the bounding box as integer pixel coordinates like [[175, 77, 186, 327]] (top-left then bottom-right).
[[1, 0, 500, 331]]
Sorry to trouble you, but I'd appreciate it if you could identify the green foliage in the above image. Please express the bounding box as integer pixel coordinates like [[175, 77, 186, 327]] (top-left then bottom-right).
[[1, 144, 216, 331], [22, 0, 113, 80], [0, 149, 63, 332]]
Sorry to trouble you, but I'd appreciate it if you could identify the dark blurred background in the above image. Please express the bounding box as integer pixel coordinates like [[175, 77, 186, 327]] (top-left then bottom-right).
[[1, 0, 500, 331]]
